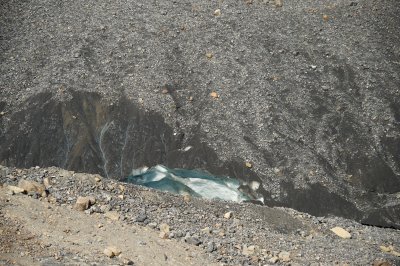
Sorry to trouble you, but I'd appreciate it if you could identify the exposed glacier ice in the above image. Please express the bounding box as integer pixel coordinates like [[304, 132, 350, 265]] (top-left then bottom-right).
[[126, 165, 258, 203]]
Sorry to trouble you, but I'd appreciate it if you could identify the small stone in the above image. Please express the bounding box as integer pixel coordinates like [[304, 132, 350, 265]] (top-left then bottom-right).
[[206, 52, 213, 59], [74, 196, 96, 211], [108, 246, 121, 256], [275, 0, 283, 7], [43, 178, 51, 188], [159, 223, 170, 234], [311, 65, 317, 70], [214, 9, 221, 16], [188, 96, 194, 101], [224, 211, 233, 219], [201, 227, 211, 234], [105, 211, 120, 221], [104, 246, 121, 258], [330, 227, 351, 239], [18, 179, 45, 195], [148, 222, 157, 229], [186, 237, 201, 246], [74, 197, 89, 211], [159, 231, 169, 239], [161, 88, 169, 94], [278, 251, 291, 262], [207, 242, 216, 252], [379, 245, 393, 253], [135, 214, 147, 222], [7, 185, 25, 194], [122, 258, 134, 265], [175, 231, 184, 238], [268, 256, 279, 264], [118, 195, 124, 200], [183, 194, 192, 202], [322, 14, 329, 22], [242, 245, 259, 256], [245, 162, 252, 168], [104, 248, 114, 258], [210, 91, 219, 99], [373, 260, 392, 266]]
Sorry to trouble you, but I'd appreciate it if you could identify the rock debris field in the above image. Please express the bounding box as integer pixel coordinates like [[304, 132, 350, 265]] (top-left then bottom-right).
[[0, 165, 399, 265], [1, 0, 400, 265]]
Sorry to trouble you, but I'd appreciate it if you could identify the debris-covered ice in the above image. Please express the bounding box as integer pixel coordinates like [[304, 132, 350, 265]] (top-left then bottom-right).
[[127, 165, 255, 203]]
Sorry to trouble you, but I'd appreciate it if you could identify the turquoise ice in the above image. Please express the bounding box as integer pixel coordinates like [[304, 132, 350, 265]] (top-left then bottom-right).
[[126, 165, 253, 202]]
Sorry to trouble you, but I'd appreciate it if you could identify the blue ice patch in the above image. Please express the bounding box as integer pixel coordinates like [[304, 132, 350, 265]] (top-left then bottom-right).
[[126, 165, 253, 203]]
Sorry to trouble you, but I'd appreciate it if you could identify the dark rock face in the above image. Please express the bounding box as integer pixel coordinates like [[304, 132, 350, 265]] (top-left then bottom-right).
[[0, 91, 265, 190], [1, 0, 399, 228]]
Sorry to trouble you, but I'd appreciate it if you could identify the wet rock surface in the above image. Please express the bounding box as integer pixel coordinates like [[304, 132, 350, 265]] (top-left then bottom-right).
[[0, 0, 399, 229], [1, 165, 399, 265]]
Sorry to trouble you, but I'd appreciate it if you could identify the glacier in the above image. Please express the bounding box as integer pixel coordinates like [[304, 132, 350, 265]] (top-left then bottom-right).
[[126, 165, 260, 203]]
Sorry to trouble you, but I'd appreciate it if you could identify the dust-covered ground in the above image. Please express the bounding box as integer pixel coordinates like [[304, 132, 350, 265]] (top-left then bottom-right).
[[1, 165, 399, 265]]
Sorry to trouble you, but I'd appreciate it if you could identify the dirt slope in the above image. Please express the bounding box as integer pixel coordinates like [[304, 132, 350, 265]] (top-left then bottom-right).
[[1, 165, 399, 265]]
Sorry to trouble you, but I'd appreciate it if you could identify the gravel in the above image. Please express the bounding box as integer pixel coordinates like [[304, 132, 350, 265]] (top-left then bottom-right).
[[1, 165, 399, 265]]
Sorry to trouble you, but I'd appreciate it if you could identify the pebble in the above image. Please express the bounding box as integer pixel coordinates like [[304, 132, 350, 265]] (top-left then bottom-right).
[[7, 185, 25, 194], [135, 214, 147, 223], [201, 227, 211, 234], [206, 241, 216, 253], [159, 223, 170, 233], [147, 222, 157, 229], [210, 91, 219, 99], [159, 231, 169, 239], [330, 227, 351, 239], [269, 256, 279, 264], [214, 9, 221, 16], [74, 196, 96, 211], [186, 237, 202, 246], [43, 178, 51, 188], [275, 0, 283, 7], [121, 258, 134, 265], [183, 194, 191, 202], [278, 251, 291, 262], [104, 246, 121, 258], [242, 245, 259, 256], [18, 179, 46, 196], [224, 211, 233, 219], [373, 260, 392, 266], [104, 211, 120, 221]]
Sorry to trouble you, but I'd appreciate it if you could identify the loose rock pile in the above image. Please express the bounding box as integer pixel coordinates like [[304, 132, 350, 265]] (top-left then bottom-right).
[[1, 165, 399, 265]]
